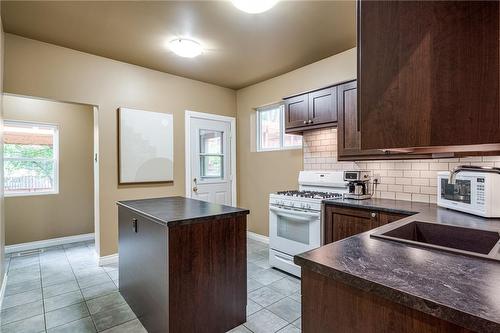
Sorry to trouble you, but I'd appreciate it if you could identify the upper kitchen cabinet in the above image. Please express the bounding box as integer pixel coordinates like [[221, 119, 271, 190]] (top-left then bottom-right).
[[284, 86, 337, 133], [358, 0, 500, 153], [337, 80, 432, 160]]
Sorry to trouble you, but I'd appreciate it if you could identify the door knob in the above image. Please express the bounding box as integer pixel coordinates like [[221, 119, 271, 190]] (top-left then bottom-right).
[[192, 178, 198, 193]]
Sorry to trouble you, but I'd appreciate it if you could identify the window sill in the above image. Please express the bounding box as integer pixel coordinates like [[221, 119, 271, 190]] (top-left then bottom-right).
[[256, 146, 303, 153], [5, 191, 59, 198]]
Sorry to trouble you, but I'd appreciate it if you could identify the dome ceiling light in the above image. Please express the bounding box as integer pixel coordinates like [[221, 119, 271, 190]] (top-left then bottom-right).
[[169, 38, 203, 58], [232, 0, 278, 14]]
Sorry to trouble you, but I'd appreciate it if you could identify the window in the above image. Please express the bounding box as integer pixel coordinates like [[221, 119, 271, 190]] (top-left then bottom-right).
[[199, 129, 224, 179], [256, 104, 302, 151], [4, 121, 59, 196]]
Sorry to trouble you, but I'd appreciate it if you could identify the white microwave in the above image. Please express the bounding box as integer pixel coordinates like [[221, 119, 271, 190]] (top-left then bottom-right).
[[437, 171, 500, 217]]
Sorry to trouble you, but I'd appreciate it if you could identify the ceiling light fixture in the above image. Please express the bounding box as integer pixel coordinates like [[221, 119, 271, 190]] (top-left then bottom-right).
[[169, 38, 203, 58], [231, 0, 278, 14]]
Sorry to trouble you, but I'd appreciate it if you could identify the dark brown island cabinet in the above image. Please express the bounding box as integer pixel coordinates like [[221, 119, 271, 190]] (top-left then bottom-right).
[[358, 0, 500, 154], [117, 196, 249, 333]]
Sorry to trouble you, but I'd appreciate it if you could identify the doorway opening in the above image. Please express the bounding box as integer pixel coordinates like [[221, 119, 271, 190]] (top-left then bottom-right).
[[3, 94, 99, 254]]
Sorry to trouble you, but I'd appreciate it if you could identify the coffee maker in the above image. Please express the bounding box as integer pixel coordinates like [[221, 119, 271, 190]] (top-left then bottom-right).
[[343, 171, 373, 200]]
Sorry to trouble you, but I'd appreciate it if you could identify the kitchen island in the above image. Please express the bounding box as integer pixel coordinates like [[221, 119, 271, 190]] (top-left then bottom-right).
[[117, 196, 249, 333], [295, 199, 500, 333]]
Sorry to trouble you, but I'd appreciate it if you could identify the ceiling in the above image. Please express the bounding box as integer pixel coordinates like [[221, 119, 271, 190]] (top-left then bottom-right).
[[1, 1, 356, 89]]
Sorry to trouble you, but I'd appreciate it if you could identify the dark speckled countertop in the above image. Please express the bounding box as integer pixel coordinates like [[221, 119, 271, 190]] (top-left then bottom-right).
[[294, 198, 500, 333], [117, 196, 249, 227]]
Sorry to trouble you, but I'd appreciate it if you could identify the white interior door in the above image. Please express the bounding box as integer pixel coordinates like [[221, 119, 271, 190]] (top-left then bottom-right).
[[189, 117, 232, 205]]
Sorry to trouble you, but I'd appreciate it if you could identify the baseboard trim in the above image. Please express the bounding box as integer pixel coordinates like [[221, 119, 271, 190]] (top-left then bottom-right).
[[0, 273, 8, 311], [5, 233, 95, 254], [247, 231, 269, 244], [98, 253, 118, 267]]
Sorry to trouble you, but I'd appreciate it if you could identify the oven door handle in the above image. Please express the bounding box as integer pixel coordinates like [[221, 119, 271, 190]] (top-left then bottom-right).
[[270, 206, 319, 221]]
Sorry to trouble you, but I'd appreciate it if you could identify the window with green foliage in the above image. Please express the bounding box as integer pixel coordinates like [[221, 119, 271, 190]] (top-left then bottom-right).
[[256, 103, 302, 151], [4, 121, 59, 196]]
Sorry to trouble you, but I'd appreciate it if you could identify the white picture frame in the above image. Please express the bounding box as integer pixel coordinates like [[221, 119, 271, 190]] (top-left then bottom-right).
[[118, 107, 174, 184]]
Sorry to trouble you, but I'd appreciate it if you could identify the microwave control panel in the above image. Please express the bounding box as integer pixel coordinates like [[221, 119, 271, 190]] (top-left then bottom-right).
[[476, 177, 485, 206]]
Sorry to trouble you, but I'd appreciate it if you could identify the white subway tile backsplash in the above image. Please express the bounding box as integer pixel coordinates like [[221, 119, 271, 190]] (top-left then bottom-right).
[[395, 178, 412, 185], [381, 177, 396, 185], [412, 178, 429, 186], [303, 128, 500, 204], [387, 184, 403, 192], [395, 192, 412, 201], [403, 185, 420, 193], [412, 194, 430, 203], [421, 186, 437, 195]]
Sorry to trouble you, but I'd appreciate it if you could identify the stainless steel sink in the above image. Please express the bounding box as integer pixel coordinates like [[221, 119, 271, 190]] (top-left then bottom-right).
[[371, 221, 500, 261]]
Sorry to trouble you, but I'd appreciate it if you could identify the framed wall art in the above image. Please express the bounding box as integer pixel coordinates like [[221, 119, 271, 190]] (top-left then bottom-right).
[[118, 107, 174, 184]]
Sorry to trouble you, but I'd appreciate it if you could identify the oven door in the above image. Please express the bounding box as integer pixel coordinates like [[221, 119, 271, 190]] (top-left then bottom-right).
[[269, 205, 321, 256]]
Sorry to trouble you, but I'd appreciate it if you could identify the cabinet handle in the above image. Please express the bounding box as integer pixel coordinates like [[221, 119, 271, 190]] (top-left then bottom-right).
[[132, 218, 138, 233], [371, 212, 377, 218]]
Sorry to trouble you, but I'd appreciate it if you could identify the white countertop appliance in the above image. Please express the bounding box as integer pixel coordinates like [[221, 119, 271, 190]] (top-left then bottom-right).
[[268, 170, 348, 277], [438, 166, 500, 218]]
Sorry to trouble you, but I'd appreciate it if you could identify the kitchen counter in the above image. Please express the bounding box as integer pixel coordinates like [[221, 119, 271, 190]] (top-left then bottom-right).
[[117, 196, 249, 332], [294, 198, 500, 333], [117, 196, 249, 227]]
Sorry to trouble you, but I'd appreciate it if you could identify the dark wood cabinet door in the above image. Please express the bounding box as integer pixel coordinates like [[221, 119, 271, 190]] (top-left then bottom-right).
[[337, 80, 361, 156], [324, 206, 378, 243], [284, 94, 309, 129], [377, 211, 409, 226], [308, 87, 337, 125], [337, 80, 390, 160], [358, 0, 500, 150]]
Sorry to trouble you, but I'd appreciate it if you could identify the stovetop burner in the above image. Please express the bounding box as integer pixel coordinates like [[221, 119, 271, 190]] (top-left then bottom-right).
[[276, 190, 343, 199]]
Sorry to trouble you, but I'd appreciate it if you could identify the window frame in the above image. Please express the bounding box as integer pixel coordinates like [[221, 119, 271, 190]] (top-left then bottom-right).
[[256, 103, 302, 152], [4, 120, 60, 197]]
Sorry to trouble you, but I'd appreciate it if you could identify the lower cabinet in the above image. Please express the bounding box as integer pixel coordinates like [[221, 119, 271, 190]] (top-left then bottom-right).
[[324, 204, 409, 244]]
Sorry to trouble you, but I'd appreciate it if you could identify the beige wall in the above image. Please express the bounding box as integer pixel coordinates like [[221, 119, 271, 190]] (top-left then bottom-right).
[[3, 95, 94, 245], [236, 48, 356, 236], [4, 34, 236, 256]]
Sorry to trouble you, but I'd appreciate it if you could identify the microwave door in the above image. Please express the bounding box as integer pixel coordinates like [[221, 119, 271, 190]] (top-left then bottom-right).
[[441, 178, 472, 204]]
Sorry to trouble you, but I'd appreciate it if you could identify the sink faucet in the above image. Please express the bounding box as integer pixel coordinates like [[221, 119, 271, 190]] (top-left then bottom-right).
[[448, 165, 500, 184]]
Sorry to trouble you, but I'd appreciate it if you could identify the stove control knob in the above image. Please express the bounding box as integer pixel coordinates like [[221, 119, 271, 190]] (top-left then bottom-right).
[[290, 202, 295, 207], [306, 204, 311, 209], [301, 203, 305, 208]]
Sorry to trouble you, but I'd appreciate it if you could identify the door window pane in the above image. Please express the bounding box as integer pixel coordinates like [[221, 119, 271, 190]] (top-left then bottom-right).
[[200, 130, 222, 154], [199, 129, 224, 179], [200, 155, 223, 178]]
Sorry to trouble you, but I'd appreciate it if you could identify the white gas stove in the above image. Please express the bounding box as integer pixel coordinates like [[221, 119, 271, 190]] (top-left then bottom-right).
[[268, 171, 348, 277]]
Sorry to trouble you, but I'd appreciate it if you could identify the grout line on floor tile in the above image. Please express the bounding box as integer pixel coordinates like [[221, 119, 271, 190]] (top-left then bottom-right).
[[63, 244, 100, 332]]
